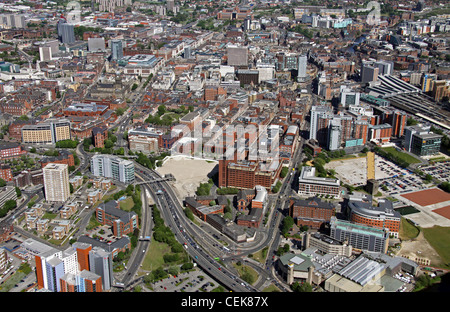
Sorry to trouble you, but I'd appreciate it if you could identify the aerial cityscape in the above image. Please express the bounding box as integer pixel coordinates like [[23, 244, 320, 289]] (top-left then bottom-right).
[[1, 0, 450, 297]]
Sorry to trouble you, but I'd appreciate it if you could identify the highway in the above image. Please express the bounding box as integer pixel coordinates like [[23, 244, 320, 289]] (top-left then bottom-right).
[[125, 164, 257, 292]]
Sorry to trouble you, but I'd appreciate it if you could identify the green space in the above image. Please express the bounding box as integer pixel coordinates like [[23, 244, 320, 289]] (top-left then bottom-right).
[[395, 206, 420, 216], [232, 262, 259, 285], [375, 146, 421, 167], [142, 236, 173, 271], [195, 179, 214, 196], [141, 205, 192, 281], [119, 197, 135, 211], [422, 226, 450, 269], [0, 262, 32, 292], [398, 218, 420, 241], [252, 247, 269, 264]]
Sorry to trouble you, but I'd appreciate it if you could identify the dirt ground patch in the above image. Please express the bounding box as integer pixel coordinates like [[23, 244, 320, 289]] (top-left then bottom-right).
[[397, 231, 442, 267], [401, 188, 450, 207], [156, 156, 217, 199]]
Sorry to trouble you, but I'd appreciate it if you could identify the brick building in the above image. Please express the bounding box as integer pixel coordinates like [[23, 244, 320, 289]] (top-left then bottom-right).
[[92, 126, 108, 148], [95, 200, 138, 238], [289, 197, 336, 230]]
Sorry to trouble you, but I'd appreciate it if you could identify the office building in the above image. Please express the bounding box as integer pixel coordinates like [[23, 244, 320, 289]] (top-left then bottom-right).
[[111, 39, 123, 60], [303, 232, 353, 257], [298, 166, 341, 199], [360, 61, 379, 83], [404, 125, 442, 156], [21, 119, 71, 145], [375, 60, 394, 76], [128, 134, 158, 154], [330, 217, 390, 253], [43, 163, 70, 202], [90, 154, 135, 183], [346, 195, 401, 238], [96, 200, 139, 238], [290, 197, 335, 230], [340, 86, 360, 107]]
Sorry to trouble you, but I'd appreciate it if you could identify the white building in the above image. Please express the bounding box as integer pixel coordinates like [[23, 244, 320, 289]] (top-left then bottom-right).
[[90, 154, 135, 184], [43, 163, 70, 202]]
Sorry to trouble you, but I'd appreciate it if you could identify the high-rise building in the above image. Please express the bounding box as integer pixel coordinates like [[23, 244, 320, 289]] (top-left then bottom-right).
[[89, 247, 113, 291], [57, 19, 75, 44], [35, 243, 105, 292], [111, 39, 123, 60], [327, 118, 341, 151], [90, 154, 135, 183], [0, 14, 26, 29], [43, 163, 70, 202], [309, 105, 333, 143], [297, 55, 308, 82], [360, 61, 379, 83], [35, 247, 78, 292], [374, 60, 394, 76], [73, 242, 92, 272], [39, 46, 53, 62]]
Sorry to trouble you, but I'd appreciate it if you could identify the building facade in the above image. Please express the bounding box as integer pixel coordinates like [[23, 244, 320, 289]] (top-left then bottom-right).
[[90, 154, 135, 183], [298, 166, 341, 199], [43, 163, 70, 202]]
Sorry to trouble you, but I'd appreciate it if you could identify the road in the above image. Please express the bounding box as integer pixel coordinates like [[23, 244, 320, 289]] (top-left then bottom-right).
[[124, 164, 257, 292]]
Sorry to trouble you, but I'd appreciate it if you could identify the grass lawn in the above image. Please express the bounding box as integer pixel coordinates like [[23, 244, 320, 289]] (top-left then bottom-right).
[[422, 226, 450, 269], [262, 284, 281, 292], [0, 271, 26, 292], [399, 217, 420, 240], [141, 237, 172, 271], [251, 247, 268, 264], [232, 263, 259, 285], [381, 147, 421, 165], [119, 197, 134, 211]]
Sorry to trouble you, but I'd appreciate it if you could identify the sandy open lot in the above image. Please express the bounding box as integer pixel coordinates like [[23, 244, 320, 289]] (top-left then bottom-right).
[[325, 155, 409, 185], [397, 231, 442, 266], [156, 155, 218, 199]]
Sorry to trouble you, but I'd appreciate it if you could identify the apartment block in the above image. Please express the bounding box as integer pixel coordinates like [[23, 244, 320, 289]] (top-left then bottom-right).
[[90, 154, 135, 184], [43, 163, 70, 202], [21, 119, 71, 144]]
